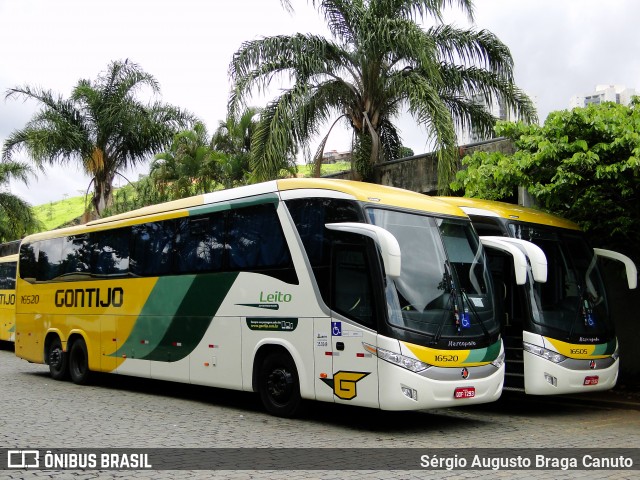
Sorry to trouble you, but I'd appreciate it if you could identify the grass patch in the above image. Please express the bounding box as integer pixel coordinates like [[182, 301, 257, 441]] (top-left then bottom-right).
[[296, 161, 351, 177], [33, 196, 89, 231]]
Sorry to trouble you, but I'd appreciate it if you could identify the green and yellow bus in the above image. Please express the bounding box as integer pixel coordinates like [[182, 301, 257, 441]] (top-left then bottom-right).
[[16, 179, 511, 416], [438, 197, 637, 395], [0, 241, 19, 345]]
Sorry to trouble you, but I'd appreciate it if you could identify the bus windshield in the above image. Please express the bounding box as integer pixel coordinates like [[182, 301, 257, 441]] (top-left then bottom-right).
[[367, 208, 498, 342], [509, 223, 612, 339]]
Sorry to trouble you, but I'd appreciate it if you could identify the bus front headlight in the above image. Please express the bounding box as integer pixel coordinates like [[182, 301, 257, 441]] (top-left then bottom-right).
[[363, 343, 431, 373], [523, 342, 566, 363], [491, 351, 505, 368], [612, 344, 620, 361]]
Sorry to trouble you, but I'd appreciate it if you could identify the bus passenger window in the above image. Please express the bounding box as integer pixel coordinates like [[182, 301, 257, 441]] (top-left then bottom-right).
[[286, 197, 364, 306], [92, 228, 130, 276], [19, 243, 38, 281], [227, 204, 291, 270], [37, 238, 64, 281], [130, 221, 176, 277], [175, 215, 224, 273], [0, 262, 16, 289], [61, 235, 92, 276]]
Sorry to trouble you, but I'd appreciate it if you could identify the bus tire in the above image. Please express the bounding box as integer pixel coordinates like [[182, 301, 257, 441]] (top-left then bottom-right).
[[258, 351, 302, 417], [48, 337, 68, 381], [69, 338, 91, 385]]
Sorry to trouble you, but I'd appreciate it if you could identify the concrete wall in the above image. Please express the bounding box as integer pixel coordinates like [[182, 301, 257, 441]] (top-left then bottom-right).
[[326, 137, 516, 193], [376, 153, 439, 193]]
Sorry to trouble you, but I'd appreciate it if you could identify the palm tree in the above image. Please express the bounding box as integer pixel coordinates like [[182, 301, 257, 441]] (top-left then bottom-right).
[[0, 160, 40, 240], [212, 107, 295, 187], [2, 60, 194, 217], [230, 0, 536, 189], [151, 122, 225, 199]]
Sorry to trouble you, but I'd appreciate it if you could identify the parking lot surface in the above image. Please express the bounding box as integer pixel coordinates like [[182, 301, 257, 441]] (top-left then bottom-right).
[[1, 347, 638, 479]]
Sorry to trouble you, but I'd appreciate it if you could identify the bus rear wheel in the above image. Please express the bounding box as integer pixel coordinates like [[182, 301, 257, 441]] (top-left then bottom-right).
[[69, 338, 91, 385], [258, 351, 302, 417], [48, 338, 68, 381]]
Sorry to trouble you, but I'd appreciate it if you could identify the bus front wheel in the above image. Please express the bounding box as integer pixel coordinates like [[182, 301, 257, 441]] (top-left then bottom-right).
[[69, 338, 91, 385], [48, 338, 68, 381], [258, 351, 302, 417]]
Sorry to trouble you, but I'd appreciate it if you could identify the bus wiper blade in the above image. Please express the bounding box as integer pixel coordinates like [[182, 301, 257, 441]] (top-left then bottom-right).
[[432, 262, 459, 344]]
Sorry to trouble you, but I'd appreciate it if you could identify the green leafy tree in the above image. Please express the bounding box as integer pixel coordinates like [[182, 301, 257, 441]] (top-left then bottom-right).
[[453, 99, 640, 256], [3, 60, 194, 217], [230, 0, 535, 188], [100, 176, 170, 217], [398, 146, 415, 158], [0, 161, 40, 240], [211, 107, 288, 187], [151, 122, 225, 199]]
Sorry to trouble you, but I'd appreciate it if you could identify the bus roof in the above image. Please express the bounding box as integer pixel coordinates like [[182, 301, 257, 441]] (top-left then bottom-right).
[[0, 253, 18, 263], [277, 178, 466, 217], [22, 179, 467, 243], [435, 197, 581, 231]]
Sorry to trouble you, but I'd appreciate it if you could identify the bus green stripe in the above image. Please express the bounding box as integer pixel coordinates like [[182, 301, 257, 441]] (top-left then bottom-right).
[[593, 339, 617, 356], [464, 339, 501, 363], [188, 193, 279, 217], [110, 276, 195, 358], [142, 272, 239, 362], [112, 272, 239, 362]]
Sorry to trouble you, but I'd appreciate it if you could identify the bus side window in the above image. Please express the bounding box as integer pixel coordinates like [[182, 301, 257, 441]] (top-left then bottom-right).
[[175, 215, 225, 273], [130, 221, 176, 277], [468, 216, 506, 237], [61, 234, 92, 276], [226, 204, 295, 282], [19, 243, 38, 281], [332, 245, 375, 328], [37, 238, 64, 281], [92, 228, 130, 276], [0, 262, 16, 289], [285, 197, 364, 304]]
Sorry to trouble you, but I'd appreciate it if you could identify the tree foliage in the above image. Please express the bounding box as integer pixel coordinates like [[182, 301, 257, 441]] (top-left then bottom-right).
[[211, 107, 277, 187], [3, 60, 194, 217], [453, 99, 640, 255], [151, 122, 225, 199], [0, 160, 41, 240], [230, 0, 535, 188]]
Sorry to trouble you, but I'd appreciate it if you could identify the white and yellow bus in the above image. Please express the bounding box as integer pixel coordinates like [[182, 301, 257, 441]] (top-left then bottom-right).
[[0, 241, 19, 344], [438, 197, 637, 395], [16, 179, 512, 416]]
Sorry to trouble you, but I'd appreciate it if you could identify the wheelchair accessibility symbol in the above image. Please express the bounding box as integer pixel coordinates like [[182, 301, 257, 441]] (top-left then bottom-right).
[[332, 321, 342, 336]]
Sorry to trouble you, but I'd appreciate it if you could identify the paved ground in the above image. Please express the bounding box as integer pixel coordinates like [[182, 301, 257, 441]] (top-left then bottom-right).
[[1, 346, 638, 479]]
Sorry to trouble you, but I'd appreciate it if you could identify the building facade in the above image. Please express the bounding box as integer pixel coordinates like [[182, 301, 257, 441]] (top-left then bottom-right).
[[569, 84, 636, 109]]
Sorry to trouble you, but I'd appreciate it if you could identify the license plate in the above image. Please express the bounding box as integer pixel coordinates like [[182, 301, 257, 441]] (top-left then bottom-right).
[[583, 376, 599, 386], [454, 387, 476, 399]]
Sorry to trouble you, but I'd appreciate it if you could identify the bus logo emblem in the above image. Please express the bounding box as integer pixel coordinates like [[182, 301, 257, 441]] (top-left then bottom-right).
[[589, 360, 596, 369], [321, 371, 369, 400], [461, 367, 469, 379]]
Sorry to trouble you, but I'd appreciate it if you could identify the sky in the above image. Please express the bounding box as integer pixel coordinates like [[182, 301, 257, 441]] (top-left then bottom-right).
[[1, 0, 639, 206]]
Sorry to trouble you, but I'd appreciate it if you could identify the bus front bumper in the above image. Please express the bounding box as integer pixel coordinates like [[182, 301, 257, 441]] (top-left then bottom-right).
[[378, 360, 504, 410], [523, 351, 618, 395]]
